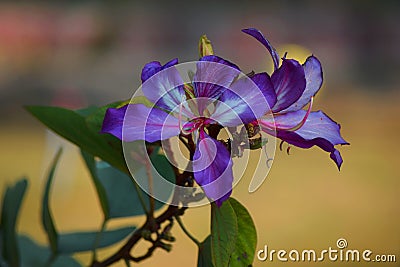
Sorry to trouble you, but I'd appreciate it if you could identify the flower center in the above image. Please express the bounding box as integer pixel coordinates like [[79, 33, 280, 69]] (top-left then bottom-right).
[[181, 117, 213, 135]]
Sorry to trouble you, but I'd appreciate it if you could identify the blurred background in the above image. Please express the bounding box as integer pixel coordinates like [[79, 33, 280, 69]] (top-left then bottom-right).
[[0, 0, 399, 266]]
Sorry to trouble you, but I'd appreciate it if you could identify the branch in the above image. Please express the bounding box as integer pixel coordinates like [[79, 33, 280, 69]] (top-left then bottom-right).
[[92, 134, 197, 267], [91, 171, 191, 267]]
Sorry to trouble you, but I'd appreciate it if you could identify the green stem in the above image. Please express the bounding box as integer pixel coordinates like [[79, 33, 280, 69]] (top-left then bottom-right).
[[45, 253, 57, 267], [174, 215, 200, 246], [92, 219, 107, 262], [123, 258, 131, 267], [145, 159, 155, 217], [133, 181, 149, 216]]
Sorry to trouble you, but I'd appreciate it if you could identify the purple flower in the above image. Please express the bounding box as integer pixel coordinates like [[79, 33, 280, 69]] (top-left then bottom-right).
[[101, 56, 273, 206], [243, 28, 349, 169]]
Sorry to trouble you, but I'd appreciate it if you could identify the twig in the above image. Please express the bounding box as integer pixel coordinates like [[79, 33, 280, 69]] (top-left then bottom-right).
[[175, 215, 200, 246]]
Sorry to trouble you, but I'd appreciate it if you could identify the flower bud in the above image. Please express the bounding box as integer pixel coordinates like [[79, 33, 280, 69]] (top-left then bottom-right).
[[199, 35, 214, 57]]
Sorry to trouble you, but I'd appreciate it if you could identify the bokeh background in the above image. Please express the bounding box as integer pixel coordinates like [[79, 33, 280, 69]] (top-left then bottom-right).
[[1, 1, 399, 266]]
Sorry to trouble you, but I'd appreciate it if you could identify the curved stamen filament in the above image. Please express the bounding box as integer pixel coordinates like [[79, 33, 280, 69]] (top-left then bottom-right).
[[178, 93, 189, 134], [181, 121, 196, 135], [285, 96, 313, 132], [260, 97, 314, 132]]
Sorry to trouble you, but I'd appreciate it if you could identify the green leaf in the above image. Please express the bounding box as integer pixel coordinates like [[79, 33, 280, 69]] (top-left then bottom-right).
[[210, 201, 238, 267], [81, 150, 110, 219], [86, 149, 175, 218], [197, 235, 214, 267], [0, 179, 28, 267], [229, 198, 257, 267], [57, 226, 135, 254], [75, 106, 99, 117], [18, 235, 81, 267], [26, 103, 128, 174], [42, 149, 62, 254]]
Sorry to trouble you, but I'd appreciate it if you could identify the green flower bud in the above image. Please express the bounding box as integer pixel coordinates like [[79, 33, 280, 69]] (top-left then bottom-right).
[[199, 35, 214, 57]]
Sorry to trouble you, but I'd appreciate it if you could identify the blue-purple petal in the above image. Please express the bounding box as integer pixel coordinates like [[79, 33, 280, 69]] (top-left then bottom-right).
[[281, 56, 323, 113], [193, 56, 241, 105], [294, 111, 348, 146], [101, 104, 128, 140], [275, 110, 348, 169], [242, 28, 280, 70], [101, 104, 180, 142], [141, 63, 186, 112], [271, 59, 306, 112], [193, 132, 233, 206], [141, 58, 179, 83], [212, 73, 274, 126], [251, 72, 277, 108], [262, 108, 305, 130]]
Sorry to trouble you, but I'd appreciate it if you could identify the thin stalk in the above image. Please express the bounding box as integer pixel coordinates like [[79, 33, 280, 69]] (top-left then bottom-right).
[[91, 219, 107, 263], [145, 159, 155, 217], [179, 134, 191, 152], [175, 215, 200, 246], [123, 258, 131, 267], [133, 181, 149, 216]]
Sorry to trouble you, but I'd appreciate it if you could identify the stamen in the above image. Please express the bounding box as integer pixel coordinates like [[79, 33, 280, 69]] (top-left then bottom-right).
[[279, 140, 285, 151], [178, 93, 190, 134], [181, 122, 196, 135], [281, 96, 314, 132], [184, 84, 195, 99]]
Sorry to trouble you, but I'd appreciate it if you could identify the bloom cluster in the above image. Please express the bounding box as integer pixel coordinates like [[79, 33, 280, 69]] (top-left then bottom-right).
[[101, 28, 348, 206]]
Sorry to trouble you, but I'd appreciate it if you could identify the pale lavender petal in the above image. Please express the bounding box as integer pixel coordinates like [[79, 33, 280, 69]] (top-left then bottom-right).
[[212, 73, 274, 126], [275, 110, 348, 169], [281, 56, 323, 112], [294, 111, 348, 145], [260, 109, 305, 130], [193, 56, 240, 104], [271, 59, 306, 112], [193, 132, 233, 206], [141, 63, 186, 112], [101, 104, 181, 142], [242, 28, 280, 70]]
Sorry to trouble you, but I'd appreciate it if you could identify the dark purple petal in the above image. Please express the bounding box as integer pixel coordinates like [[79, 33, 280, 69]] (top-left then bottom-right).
[[101, 104, 180, 142], [271, 59, 306, 112], [193, 132, 233, 206], [212, 73, 274, 126], [141, 58, 178, 83], [200, 55, 240, 71], [141, 63, 186, 112], [281, 56, 323, 112], [251, 72, 277, 108], [275, 110, 348, 169], [193, 56, 241, 113], [242, 28, 280, 70]]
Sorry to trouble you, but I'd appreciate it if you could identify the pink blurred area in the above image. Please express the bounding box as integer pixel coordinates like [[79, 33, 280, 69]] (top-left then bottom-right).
[[0, 1, 399, 113]]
